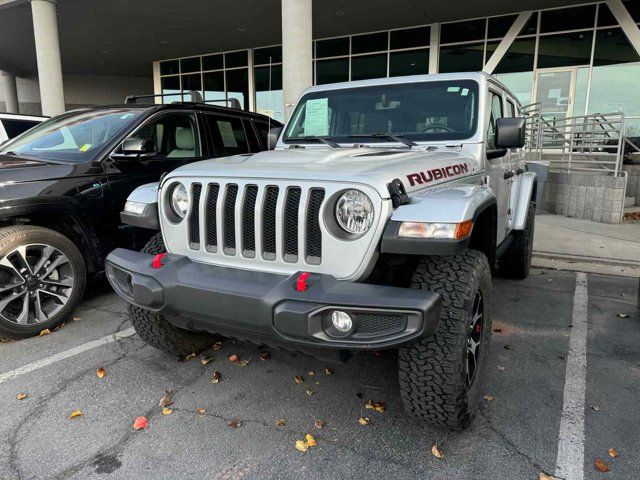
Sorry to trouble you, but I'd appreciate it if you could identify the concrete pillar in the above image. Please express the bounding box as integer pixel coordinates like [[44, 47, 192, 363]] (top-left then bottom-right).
[[281, 0, 312, 121], [0, 71, 19, 113], [30, 0, 65, 116]]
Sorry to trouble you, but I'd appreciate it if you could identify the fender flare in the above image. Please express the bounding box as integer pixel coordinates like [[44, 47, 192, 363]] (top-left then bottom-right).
[[512, 171, 537, 231], [381, 184, 497, 256]]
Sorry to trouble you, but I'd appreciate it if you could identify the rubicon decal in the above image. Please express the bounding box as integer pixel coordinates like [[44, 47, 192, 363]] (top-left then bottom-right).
[[407, 163, 469, 186]]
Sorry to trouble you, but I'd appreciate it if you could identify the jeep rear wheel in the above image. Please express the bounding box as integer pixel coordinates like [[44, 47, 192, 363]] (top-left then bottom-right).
[[398, 250, 492, 430], [0, 226, 86, 339], [128, 233, 215, 356]]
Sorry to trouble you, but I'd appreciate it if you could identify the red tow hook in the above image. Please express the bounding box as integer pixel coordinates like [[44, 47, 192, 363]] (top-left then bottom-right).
[[296, 272, 311, 292], [151, 253, 166, 269]]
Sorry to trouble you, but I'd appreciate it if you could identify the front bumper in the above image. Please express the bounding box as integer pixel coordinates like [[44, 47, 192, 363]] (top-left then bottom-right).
[[106, 249, 441, 350]]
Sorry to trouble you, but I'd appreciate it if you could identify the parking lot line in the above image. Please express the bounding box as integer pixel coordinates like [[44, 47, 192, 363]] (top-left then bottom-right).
[[0, 327, 136, 385], [555, 272, 588, 480]]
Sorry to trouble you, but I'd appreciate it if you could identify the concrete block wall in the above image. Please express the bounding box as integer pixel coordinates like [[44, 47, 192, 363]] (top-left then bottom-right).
[[542, 172, 626, 224], [623, 164, 640, 205]]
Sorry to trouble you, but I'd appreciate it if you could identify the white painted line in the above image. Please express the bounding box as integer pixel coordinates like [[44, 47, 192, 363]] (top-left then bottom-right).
[[0, 327, 136, 385], [555, 272, 588, 480]]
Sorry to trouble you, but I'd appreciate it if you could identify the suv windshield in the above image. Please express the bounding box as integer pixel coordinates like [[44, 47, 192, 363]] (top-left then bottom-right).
[[284, 80, 479, 145], [0, 108, 144, 162]]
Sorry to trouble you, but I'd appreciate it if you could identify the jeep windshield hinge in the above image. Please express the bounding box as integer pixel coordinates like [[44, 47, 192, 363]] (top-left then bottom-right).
[[388, 178, 409, 208]]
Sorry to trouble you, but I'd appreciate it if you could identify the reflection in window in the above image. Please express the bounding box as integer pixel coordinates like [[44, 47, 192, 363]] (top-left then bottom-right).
[[494, 72, 533, 106], [573, 67, 590, 116], [255, 65, 284, 123], [439, 43, 484, 73], [537, 31, 593, 68], [389, 49, 429, 77], [594, 28, 640, 66], [588, 63, 640, 123], [316, 58, 349, 85], [351, 54, 387, 81]]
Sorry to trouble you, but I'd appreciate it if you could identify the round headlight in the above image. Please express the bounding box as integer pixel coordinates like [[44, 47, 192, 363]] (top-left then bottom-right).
[[170, 183, 189, 218], [335, 189, 374, 235]]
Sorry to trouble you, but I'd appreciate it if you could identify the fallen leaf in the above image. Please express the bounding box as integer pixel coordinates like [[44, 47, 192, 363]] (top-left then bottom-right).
[[594, 459, 610, 472], [295, 440, 308, 452], [275, 418, 286, 427], [240, 360, 250, 367], [211, 371, 222, 384], [539, 473, 555, 480], [483, 395, 494, 401], [68, 409, 83, 419], [260, 351, 271, 361], [617, 313, 630, 319], [72, 317, 81, 322], [162, 407, 173, 416], [53, 322, 65, 331], [200, 356, 212, 365], [305, 434, 317, 447], [294, 375, 304, 384], [315, 419, 325, 429], [16, 393, 27, 401], [196, 407, 206, 415], [306, 389, 314, 396], [185, 353, 196, 361], [608, 448, 619, 458], [228, 419, 242, 429], [358, 417, 370, 425], [492, 327, 503, 333], [213, 341, 223, 351], [308, 370, 316, 376], [96, 367, 106, 378], [133, 416, 148, 430], [365, 400, 386, 412], [497, 366, 506, 371], [39, 329, 51, 336], [591, 405, 600, 411], [159, 390, 174, 407], [229, 354, 239, 363], [431, 444, 444, 459], [324, 368, 333, 375]]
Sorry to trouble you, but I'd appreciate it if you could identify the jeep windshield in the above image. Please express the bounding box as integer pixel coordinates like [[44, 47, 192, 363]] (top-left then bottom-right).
[[0, 108, 144, 163], [284, 80, 479, 145]]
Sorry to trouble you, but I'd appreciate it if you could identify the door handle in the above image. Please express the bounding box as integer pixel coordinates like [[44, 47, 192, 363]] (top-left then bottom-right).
[[504, 170, 515, 180]]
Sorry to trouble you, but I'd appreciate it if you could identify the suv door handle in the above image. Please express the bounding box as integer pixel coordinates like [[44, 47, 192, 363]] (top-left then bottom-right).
[[504, 170, 515, 180]]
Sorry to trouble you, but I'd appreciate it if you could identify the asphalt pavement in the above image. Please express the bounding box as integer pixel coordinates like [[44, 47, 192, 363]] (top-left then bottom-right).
[[0, 269, 638, 480]]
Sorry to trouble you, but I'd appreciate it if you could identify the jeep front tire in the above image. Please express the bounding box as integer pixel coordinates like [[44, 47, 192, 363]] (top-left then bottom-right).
[[128, 232, 215, 356], [398, 250, 492, 429]]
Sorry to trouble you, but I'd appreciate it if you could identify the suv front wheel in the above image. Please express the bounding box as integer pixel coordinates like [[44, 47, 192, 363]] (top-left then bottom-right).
[[398, 250, 492, 429]]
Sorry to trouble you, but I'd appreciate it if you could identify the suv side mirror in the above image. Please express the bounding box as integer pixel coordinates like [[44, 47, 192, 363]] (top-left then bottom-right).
[[496, 117, 526, 149], [267, 127, 282, 150], [120, 137, 156, 156]]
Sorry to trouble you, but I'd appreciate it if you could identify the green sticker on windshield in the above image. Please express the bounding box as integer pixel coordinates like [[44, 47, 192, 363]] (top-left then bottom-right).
[[303, 98, 329, 136], [79, 144, 92, 152]]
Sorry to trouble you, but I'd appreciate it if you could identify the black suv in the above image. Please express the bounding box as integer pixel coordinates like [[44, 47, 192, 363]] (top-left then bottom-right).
[[0, 98, 281, 339]]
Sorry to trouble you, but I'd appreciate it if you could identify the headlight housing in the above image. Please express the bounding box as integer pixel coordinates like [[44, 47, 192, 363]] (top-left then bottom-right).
[[169, 183, 189, 219], [335, 189, 374, 235]]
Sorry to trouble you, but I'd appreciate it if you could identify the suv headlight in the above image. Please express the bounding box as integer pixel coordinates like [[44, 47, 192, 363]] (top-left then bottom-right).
[[169, 183, 189, 218], [335, 189, 374, 235]]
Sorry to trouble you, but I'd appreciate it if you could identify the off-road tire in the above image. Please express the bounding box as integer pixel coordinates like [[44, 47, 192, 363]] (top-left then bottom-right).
[[128, 233, 215, 356], [0, 225, 86, 339], [398, 250, 492, 430], [499, 202, 535, 279]]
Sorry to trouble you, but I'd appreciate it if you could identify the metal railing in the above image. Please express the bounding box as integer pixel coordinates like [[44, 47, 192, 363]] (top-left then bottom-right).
[[522, 103, 640, 175]]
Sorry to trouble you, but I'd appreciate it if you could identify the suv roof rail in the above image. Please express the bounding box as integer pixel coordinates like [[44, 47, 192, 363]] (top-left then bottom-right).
[[124, 90, 204, 104]]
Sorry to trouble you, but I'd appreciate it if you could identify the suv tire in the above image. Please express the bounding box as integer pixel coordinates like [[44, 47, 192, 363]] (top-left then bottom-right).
[[0, 225, 86, 339], [499, 202, 535, 279], [398, 250, 492, 430], [128, 233, 215, 356]]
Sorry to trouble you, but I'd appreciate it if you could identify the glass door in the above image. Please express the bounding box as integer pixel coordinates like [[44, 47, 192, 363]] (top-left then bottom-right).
[[534, 68, 577, 148]]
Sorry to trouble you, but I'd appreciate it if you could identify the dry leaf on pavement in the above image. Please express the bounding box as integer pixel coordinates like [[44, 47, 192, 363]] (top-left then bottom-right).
[[213, 341, 223, 351], [228, 419, 242, 428], [200, 356, 212, 365], [16, 393, 27, 400], [608, 448, 619, 458], [260, 351, 271, 361], [591, 405, 600, 411], [294, 375, 304, 384], [358, 417, 370, 425], [68, 409, 83, 419], [305, 434, 317, 447], [617, 313, 630, 318], [314, 419, 325, 429], [308, 370, 316, 376], [275, 418, 286, 427], [159, 390, 174, 407], [196, 408, 206, 415], [133, 416, 148, 430], [96, 367, 106, 378], [162, 407, 173, 416], [365, 400, 386, 412], [240, 360, 250, 367], [497, 366, 506, 371], [211, 371, 222, 384], [229, 354, 239, 363], [306, 389, 314, 396], [483, 395, 494, 401], [295, 440, 308, 452], [324, 368, 333, 375], [431, 444, 444, 459], [594, 459, 610, 472], [185, 353, 196, 361], [72, 316, 81, 322], [39, 329, 51, 336], [539, 473, 555, 480]]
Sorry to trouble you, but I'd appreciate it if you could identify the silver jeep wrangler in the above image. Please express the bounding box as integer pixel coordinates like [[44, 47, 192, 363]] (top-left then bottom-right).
[[107, 72, 536, 430]]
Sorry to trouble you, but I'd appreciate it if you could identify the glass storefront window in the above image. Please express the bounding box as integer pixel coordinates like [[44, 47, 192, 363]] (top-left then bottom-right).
[[351, 32, 388, 54], [255, 65, 284, 123], [488, 38, 535, 74], [180, 57, 201, 74], [315, 37, 349, 58], [225, 68, 249, 110], [161, 76, 181, 103], [181, 73, 201, 93], [588, 63, 640, 117], [540, 5, 596, 33], [390, 26, 430, 50], [573, 67, 589, 116], [160, 60, 179, 76], [440, 18, 486, 44], [254, 46, 282, 65], [537, 31, 593, 68], [225, 50, 248, 68], [487, 15, 518, 39], [316, 58, 349, 85], [494, 72, 533, 105], [522, 12, 538, 36], [203, 71, 225, 104], [594, 28, 640, 66], [351, 53, 387, 81], [439, 43, 484, 73], [389, 49, 429, 77], [597, 4, 618, 28], [202, 54, 223, 71]]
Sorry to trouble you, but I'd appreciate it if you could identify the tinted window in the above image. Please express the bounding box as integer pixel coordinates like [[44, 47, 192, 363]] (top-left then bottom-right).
[[540, 5, 596, 33], [180, 57, 201, 74], [2, 119, 41, 139], [160, 60, 179, 76], [351, 54, 387, 81], [315, 37, 349, 58], [506, 100, 516, 117], [389, 49, 429, 77], [226, 68, 249, 110], [594, 28, 640, 67], [390, 27, 430, 50], [487, 15, 518, 39], [440, 19, 486, 44], [202, 54, 223, 71], [316, 58, 349, 85], [206, 115, 249, 156], [181, 73, 201, 93], [537, 31, 593, 68], [126, 113, 200, 159], [439, 43, 485, 73], [487, 38, 536, 74], [487, 92, 504, 150], [351, 32, 388, 54], [225, 50, 248, 68], [243, 120, 260, 152], [203, 71, 225, 103], [161, 76, 181, 103], [254, 46, 282, 65]]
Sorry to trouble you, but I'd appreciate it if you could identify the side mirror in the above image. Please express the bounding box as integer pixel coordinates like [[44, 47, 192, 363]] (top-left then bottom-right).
[[496, 117, 526, 149], [120, 137, 156, 156], [267, 126, 282, 150]]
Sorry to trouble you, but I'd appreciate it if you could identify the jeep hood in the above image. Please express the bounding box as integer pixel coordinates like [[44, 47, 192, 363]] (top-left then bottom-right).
[[166, 147, 480, 197]]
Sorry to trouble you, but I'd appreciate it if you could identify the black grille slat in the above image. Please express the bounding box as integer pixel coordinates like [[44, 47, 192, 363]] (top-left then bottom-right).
[[223, 184, 238, 253], [189, 184, 202, 246], [205, 184, 219, 249], [283, 188, 301, 260], [262, 186, 279, 258], [306, 189, 325, 263], [242, 185, 258, 255]]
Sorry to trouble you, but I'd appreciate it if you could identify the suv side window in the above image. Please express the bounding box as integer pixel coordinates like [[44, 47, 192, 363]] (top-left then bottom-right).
[[131, 113, 200, 158], [487, 92, 504, 150], [205, 114, 249, 156], [506, 99, 516, 118], [242, 119, 261, 152], [254, 121, 271, 149]]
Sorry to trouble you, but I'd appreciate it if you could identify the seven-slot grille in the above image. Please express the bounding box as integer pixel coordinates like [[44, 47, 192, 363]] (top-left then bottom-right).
[[188, 182, 325, 264]]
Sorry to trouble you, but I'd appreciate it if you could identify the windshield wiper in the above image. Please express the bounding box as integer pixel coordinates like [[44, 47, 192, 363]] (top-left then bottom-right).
[[298, 136, 341, 148], [3, 151, 18, 156], [349, 133, 417, 147]]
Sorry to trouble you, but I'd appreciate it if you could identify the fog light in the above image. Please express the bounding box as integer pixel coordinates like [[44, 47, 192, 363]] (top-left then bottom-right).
[[331, 311, 353, 332]]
